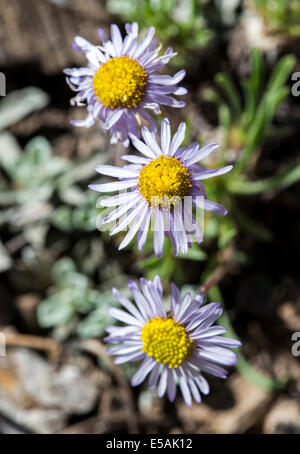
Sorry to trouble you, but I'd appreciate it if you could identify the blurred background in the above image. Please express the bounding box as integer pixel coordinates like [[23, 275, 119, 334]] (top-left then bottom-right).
[[0, 0, 300, 434]]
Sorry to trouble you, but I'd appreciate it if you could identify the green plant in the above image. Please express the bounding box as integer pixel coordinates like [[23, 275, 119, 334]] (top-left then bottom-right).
[[0, 135, 70, 205], [51, 191, 100, 233], [252, 0, 300, 38], [37, 258, 117, 339], [204, 49, 297, 174], [107, 0, 212, 64]]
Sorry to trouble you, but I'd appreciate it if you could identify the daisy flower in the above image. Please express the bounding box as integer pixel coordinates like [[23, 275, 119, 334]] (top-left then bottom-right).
[[105, 276, 241, 406], [64, 23, 186, 146], [90, 118, 232, 257]]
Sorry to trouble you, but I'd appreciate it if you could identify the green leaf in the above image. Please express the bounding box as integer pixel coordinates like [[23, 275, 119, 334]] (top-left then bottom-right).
[[215, 73, 242, 118], [63, 272, 89, 292], [0, 87, 49, 131], [78, 307, 115, 338], [204, 216, 219, 240], [202, 87, 224, 105], [52, 258, 76, 282], [139, 254, 162, 270], [235, 354, 289, 392], [0, 133, 22, 176], [243, 49, 264, 126], [51, 206, 73, 232], [249, 49, 264, 99], [177, 246, 207, 261], [266, 54, 296, 95], [25, 136, 52, 164], [37, 296, 74, 328], [218, 217, 237, 248], [228, 162, 300, 195], [219, 104, 231, 136], [72, 206, 97, 231]]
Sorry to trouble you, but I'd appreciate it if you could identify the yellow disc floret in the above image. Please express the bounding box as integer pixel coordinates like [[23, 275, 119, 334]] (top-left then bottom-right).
[[93, 56, 148, 109], [138, 156, 192, 208], [141, 317, 194, 368]]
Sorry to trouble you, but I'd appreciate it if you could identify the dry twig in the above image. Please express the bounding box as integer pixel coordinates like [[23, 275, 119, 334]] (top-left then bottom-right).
[[71, 338, 139, 434], [198, 248, 235, 296], [4, 332, 61, 360]]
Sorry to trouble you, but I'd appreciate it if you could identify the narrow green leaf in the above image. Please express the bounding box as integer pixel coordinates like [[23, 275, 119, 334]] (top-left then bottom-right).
[[228, 162, 300, 195], [215, 73, 242, 118], [177, 246, 207, 261]]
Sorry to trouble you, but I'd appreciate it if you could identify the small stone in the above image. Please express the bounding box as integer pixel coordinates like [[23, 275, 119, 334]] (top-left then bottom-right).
[[264, 398, 300, 434]]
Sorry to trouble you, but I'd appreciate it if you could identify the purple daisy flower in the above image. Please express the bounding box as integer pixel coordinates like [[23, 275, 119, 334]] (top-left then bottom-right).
[[90, 118, 232, 257], [105, 276, 241, 407], [64, 23, 186, 146]]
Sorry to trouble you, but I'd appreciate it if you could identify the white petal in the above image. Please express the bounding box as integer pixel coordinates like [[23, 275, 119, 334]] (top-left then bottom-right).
[[167, 370, 177, 402], [114, 352, 145, 364], [137, 209, 151, 251], [99, 191, 139, 207], [141, 127, 161, 157], [174, 292, 192, 323], [185, 143, 219, 166], [95, 165, 139, 178], [193, 165, 233, 180], [149, 70, 185, 86], [122, 154, 150, 165], [153, 275, 163, 297], [148, 363, 161, 388], [169, 122, 186, 156], [153, 209, 165, 257], [161, 118, 171, 155], [107, 344, 141, 355], [203, 199, 228, 216], [102, 194, 141, 224], [109, 307, 142, 327], [103, 109, 123, 129], [112, 288, 145, 323], [170, 282, 180, 315], [129, 133, 157, 159], [195, 375, 210, 395], [188, 378, 202, 403], [133, 27, 155, 59], [90, 179, 138, 193], [110, 202, 146, 235], [131, 357, 155, 386], [158, 367, 168, 397], [178, 371, 192, 407], [119, 202, 148, 249], [110, 24, 123, 56]]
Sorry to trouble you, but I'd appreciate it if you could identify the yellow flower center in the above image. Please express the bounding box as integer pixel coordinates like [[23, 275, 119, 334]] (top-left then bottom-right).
[[93, 56, 148, 109], [138, 156, 192, 207], [141, 317, 194, 368]]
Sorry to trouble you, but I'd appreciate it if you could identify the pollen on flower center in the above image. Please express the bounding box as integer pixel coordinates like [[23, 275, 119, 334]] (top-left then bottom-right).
[[141, 317, 194, 368], [93, 56, 148, 109], [138, 156, 192, 207]]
